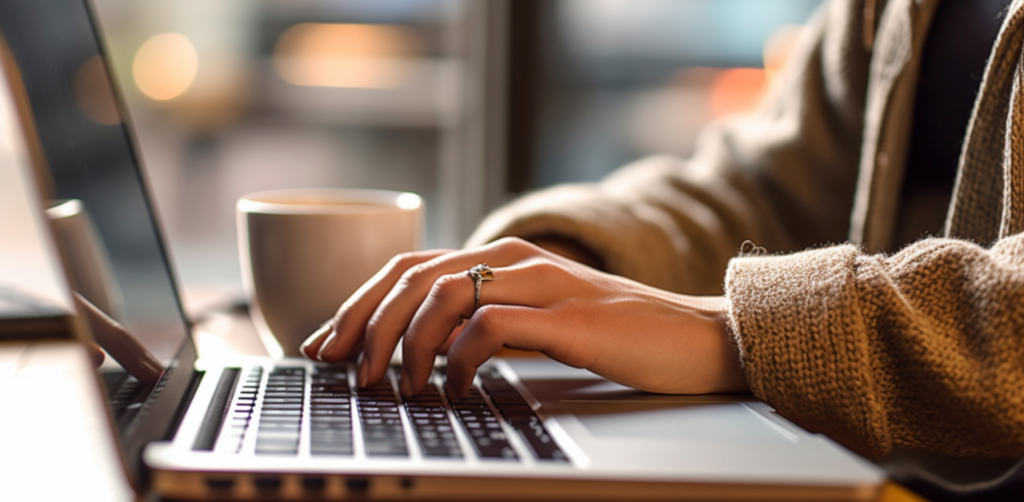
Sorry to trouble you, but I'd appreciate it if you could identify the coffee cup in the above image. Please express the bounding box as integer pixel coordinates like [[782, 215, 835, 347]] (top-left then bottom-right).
[[237, 188, 422, 357]]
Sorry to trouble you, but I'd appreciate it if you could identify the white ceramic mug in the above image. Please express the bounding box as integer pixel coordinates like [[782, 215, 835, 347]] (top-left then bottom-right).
[[237, 189, 422, 357]]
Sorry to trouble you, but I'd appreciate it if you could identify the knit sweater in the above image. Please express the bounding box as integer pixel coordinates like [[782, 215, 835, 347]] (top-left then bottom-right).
[[466, 0, 1024, 459]]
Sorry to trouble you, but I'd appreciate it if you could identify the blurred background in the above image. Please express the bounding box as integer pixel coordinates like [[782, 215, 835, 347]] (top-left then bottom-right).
[[89, 0, 824, 305]]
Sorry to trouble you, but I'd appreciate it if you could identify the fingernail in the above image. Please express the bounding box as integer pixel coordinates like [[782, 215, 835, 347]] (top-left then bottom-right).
[[357, 359, 369, 388], [399, 372, 412, 397], [318, 332, 339, 359]]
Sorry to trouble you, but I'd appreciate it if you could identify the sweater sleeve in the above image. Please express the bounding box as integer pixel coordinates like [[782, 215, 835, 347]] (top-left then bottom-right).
[[726, 235, 1024, 459], [466, 0, 871, 295]]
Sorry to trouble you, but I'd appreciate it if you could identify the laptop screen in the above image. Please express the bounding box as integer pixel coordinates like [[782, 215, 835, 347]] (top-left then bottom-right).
[[0, 2, 189, 360], [0, 0, 199, 477]]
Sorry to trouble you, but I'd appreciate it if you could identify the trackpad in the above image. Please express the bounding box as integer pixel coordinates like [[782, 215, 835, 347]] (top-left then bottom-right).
[[564, 401, 793, 444]]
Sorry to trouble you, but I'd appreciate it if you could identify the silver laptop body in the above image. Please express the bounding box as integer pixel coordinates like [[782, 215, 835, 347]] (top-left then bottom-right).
[[146, 357, 882, 500], [0, 0, 883, 500]]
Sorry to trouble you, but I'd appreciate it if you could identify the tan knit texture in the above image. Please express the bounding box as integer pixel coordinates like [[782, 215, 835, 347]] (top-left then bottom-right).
[[948, 0, 1024, 244], [727, 238, 1024, 458]]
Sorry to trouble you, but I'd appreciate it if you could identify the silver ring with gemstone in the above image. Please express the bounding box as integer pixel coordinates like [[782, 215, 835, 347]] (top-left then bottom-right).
[[467, 263, 495, 312]]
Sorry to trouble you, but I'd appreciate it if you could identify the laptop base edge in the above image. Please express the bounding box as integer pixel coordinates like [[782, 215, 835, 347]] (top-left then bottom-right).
[[151, 469, 882, 502]]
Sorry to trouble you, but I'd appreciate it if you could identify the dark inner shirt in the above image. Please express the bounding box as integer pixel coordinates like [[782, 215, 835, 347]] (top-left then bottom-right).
[[900, 0, 1011, 237]]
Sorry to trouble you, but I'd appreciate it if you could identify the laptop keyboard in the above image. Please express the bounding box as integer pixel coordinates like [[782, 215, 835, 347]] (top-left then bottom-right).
[[404, 385, 462, 458], [219, 364, 568, 463], [255, 367, 305, 455], [451, 386, 517, 459], [309, 368, 354, 456], [478, 367, 567, 461], [220, 367, 262, 453], [101, 371, 148, 427], [356, 377, 409, 456]]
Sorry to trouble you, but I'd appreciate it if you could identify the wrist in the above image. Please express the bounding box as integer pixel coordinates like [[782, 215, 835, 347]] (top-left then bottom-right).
[[679, 295, 749, 393]]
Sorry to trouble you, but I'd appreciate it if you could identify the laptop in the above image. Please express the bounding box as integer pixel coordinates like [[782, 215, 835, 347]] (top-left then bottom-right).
[[0, 40, 134, 501], [0, 0, 885, 499]]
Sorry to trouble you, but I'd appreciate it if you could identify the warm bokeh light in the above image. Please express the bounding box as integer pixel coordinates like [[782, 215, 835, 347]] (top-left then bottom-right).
[[697, 24, 805, 119], [72, 56, 121, 125], [273, 23, 419, 89], [133, 32, 198, 101], [709, 68, 768, 118]]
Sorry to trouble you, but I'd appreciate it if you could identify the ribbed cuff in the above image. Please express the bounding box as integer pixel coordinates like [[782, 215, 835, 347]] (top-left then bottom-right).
[[725, 244, 889, 457]]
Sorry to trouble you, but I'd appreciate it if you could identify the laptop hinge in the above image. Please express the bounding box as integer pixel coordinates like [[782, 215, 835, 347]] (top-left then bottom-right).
[[192, 367, 240, 451], [166, 368, 205, 441]]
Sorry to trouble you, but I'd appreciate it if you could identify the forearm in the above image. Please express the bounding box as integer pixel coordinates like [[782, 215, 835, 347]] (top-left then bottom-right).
[[726, 235, 1024, 458]]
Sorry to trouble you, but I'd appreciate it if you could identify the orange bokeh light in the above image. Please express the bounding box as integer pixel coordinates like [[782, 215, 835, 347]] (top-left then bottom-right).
[[709, 68, 768, 118], [72, 56, 121, 125], [273, 23, 419, 89], [133, 33, 198, 101]]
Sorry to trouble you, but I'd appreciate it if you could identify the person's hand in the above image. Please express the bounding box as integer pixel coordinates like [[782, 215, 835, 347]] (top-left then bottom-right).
[[301, 237, 748, 398], [75, 292, 163, 386]]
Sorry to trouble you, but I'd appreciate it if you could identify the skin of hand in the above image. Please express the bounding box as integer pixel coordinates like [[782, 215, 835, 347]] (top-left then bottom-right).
[[301, 237, 749, 399], [75, 292, 164, 386]]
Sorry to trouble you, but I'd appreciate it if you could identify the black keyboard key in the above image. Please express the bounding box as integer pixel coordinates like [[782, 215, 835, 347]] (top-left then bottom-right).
[[499, 412, 565, 460], [219, 367, 263, 453], [496, 403, 533, 419], [308, 368, 354, 457], [257, 421, 300, 430], [261, 409, 302, 417], [503, 414, 565, 461], [403, 387, 463, 458], [102, 372, 129, 394], [478, 369, 568, 462], [264, 397, 302, 404], [448, 397, 516, 460], [255, 367, 305, 455], [356, 377, 409, 457]]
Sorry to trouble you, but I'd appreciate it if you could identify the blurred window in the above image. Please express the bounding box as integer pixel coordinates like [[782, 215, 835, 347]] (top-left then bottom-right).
[[519, 0, 824, 187]]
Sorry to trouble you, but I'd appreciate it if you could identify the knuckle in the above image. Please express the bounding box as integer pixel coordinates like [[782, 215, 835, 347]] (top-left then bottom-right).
[[468, 305, 503, 340], [390, 250, 440, 275], [427, 273, 465, 303], [398, 261, 432, 287], [529, 258, 562, 276], [387, 251, 419, 271], [494, 236, 530, 253]]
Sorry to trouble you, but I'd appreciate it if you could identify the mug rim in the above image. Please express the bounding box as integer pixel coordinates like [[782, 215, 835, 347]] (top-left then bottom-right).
[[237, 188, 421, 215]]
